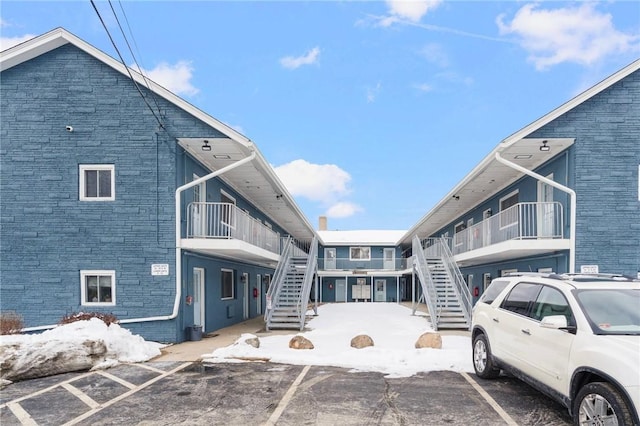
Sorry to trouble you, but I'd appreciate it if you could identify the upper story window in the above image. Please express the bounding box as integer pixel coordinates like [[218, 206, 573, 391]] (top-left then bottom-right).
[[499, 190, 519, 228], [454, 222, 466, 246], [80, 165, 115, 201], [350, 247, 371, 261], [81, 270, 115, 306]]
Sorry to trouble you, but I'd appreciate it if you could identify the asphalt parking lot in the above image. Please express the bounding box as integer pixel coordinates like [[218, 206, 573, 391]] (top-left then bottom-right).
[[0, 361, 571, 426]]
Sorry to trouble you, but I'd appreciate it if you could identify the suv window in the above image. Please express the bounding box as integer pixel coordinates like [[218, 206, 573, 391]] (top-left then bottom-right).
[[501, 283, 542, 317], [532, 286, 574, 325], [480, 279, 509, 304]]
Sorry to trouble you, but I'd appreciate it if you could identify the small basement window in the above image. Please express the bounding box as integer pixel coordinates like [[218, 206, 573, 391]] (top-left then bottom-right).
[[81, 270, 115, 305]]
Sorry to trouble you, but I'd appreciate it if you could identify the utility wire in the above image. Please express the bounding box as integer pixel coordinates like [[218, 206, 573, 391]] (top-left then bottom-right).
[[112, 0, 164, 119], [90, 0, 164, 129]]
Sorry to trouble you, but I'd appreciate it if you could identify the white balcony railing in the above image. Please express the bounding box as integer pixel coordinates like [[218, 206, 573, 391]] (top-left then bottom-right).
[[186, 202, 281, 255], [451, 201, 564, 255], [318, 257, 412, 271]]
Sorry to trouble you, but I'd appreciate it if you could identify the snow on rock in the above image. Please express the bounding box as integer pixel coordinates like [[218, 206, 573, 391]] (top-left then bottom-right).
[[0, 318, 164, 383]]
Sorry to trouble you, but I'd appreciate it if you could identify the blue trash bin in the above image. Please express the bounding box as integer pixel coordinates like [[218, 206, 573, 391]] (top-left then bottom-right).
[[188, 325, 202, 341]]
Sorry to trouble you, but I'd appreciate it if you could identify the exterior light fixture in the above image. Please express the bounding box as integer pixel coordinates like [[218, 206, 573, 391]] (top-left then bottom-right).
[[201, 140, 212, 151], [539, 140, 550, 152]]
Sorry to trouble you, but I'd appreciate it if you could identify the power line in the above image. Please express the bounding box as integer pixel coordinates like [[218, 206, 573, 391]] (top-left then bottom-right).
[[111, 0, 164, 119], [90, 0, 165, 129]]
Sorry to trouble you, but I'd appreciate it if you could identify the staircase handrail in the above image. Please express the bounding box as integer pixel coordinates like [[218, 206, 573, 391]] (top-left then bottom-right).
[[412, 235, 439, 331], [437, 237, 472, 329], [264, 236, 294, 324], [296, 236, 318, 330]]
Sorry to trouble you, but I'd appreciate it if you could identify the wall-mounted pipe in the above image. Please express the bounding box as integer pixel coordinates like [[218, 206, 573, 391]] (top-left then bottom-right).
[[495, 152, 576, 273]]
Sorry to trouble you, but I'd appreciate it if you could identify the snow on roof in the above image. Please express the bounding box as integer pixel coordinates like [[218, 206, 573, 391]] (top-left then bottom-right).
[[318, 230, 407, 246]]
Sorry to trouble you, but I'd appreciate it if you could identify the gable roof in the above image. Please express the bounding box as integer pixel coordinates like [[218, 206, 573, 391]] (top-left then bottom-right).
[[400, 58, 640, 245], [1, 27, 317, 241], [319, 230, 407, 246]]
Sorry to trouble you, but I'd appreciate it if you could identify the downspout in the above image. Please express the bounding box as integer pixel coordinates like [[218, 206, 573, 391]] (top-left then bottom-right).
[[495, 152, 576, 273], [119, 150, 257, 324], [21, 150, 258, 333]]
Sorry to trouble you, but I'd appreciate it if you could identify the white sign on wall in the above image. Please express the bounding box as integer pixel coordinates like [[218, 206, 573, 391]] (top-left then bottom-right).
[[151, 264, 169, 276], [580, 265, 599, 274]]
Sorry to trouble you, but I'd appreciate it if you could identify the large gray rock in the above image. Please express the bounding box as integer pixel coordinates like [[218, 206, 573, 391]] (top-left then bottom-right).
[[350, 334, 374, 349], [0, 339, 108, 382], [414, 332, 442, 349], [288, 335, 314, 350]]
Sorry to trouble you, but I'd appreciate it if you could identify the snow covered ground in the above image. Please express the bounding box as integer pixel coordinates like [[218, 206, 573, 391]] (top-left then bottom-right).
[[203, 303, 474, 378], [0, 303, 473, 383]]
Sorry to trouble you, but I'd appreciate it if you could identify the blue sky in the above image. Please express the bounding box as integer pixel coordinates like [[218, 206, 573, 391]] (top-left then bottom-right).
[[2, 1, 639, 231]]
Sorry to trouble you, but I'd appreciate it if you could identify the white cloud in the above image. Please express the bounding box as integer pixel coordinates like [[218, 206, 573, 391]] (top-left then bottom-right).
[[280, 47, 321, 70], [137, 61, 199, 96], [325, 202, 363, 218], [366, 81, 382, 103], [384, 0, 443, 24], [0, 34, 36, 51], [413, 83, 433, 93], [497, 3, 640, 70], [387, 0, 442, 22], [419, 42, 449, 68], [274, 159, 352, 203]]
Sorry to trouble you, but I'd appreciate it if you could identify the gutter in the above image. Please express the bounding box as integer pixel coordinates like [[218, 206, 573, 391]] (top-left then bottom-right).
[[22, 150, 257, 333], [494, 152, 576, 273], [120, 150, 257, 324]]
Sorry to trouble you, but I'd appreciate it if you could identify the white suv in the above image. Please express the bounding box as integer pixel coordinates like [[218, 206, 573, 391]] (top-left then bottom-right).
[[471, 273, 640, 425]]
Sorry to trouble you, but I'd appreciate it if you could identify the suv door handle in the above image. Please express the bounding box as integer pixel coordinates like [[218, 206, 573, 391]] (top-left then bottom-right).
[[521, 329, 531, 335], [492, 318, 499, 323]]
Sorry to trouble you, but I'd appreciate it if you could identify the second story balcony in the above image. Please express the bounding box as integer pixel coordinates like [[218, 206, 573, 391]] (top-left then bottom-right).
[[424, 202, 571, 267], [182, 202, 282, 264], [317, 257, 412, 275]]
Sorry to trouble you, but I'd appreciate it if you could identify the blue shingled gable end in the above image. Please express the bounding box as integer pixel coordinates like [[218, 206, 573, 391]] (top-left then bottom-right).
[[0, 43, 228, 342]]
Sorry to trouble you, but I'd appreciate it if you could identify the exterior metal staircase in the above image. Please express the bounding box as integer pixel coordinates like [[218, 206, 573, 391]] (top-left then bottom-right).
[[265, 236, 318, 330], [412, 236, 471, 331]]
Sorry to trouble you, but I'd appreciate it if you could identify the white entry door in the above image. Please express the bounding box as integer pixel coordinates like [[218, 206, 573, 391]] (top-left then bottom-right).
[[383, 248, 395, 270], [375, 279, 386, 302], [256, 274, 262, 316], [192, 174, 206, 236], [335, 279, 346, 302], [537, 173, 554, 237], [193, 268, 205, 331], [242, 273, 249, 320], [325, 248, 336, 270]]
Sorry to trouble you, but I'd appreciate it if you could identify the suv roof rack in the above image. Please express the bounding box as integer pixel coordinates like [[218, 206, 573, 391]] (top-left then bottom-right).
[[503, 272, 639, 282]]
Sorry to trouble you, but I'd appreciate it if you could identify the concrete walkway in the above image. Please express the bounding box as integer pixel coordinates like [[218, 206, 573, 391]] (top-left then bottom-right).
[[152, 316, 297, 362]]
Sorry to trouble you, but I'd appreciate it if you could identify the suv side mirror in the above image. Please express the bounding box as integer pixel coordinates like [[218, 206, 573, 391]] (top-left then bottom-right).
[[540, 315, 576, 334]]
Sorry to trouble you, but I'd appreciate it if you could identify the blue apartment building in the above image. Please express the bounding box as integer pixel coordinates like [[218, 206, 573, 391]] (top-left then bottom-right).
[[1, 28, 638, 339]]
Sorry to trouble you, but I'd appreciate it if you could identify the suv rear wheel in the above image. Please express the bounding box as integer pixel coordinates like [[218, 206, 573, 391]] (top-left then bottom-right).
[[574, 382, 634, 426], [472, 333, 500, 379]]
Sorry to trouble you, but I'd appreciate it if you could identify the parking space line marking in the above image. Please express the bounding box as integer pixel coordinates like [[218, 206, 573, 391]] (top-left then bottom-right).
[[262, 365, 310, 426], [61, 383, 100, 409], [7, 402, 38, 426], [95, 370, 137, 389], [0, 371, 95, 409], [460, 372, 519, 426], [62, 361, 193, 426], [133, 363, 167, 374]]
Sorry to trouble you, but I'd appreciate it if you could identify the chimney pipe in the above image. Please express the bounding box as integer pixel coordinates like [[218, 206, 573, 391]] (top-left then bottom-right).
[[319, 216, 327, 231]]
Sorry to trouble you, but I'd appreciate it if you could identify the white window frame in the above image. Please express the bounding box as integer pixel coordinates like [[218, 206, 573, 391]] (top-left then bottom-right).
[[221, 268, 235, 300], [80, 270, 115, 306], [454, 221, 465, 246], [349, 246, 371, 261], [220, 190, 236, 228], [499, 189, 519, 229], [501, 268, 518, 277], [79, 164, 115, 201]]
